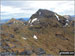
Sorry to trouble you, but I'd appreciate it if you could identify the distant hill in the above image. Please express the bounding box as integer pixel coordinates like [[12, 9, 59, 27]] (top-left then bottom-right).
[[63, 15, 75, 20], [0, 18, 29, 25]]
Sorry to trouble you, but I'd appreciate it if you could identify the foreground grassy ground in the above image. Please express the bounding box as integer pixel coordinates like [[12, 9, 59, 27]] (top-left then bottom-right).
[[1, 21, 74, 55]]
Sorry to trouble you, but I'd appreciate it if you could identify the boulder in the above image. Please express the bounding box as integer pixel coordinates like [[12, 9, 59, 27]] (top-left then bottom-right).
[[33, 48, 46, 55], [20, 50, 33, 55]]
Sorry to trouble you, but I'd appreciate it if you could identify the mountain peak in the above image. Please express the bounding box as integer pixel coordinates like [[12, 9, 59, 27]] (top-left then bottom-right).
[[37, 9, 54, 13], [30, 9, 55, 19], [28, 9, 69, 27], [36, 9, 55, 16]]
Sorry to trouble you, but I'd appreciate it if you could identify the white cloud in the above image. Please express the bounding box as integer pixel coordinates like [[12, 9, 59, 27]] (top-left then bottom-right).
[[53, 1, 74, 13], [1, 1, 74, 19], [1, 5, 24, 14]]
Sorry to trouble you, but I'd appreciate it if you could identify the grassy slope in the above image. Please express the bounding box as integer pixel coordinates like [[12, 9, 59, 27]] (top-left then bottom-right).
[[1, 21, 74, 55]]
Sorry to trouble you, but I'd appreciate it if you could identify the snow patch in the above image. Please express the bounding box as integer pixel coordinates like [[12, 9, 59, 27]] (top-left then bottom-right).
[[63, 23, 68, 27], [65, 23, 68, 26], [55, 14, 60, 21], [66, 19, 69, 22], [31, 18, 38, 23], [33, 35, 38, 39], [28, 19, 31, 23], [63, 19, 69, 27], [22, 37, 27, 40], [39, 12, 41, 15]]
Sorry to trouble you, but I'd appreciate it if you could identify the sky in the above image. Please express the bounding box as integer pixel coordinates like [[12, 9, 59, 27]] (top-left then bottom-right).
[[1, 0, 74, 20]]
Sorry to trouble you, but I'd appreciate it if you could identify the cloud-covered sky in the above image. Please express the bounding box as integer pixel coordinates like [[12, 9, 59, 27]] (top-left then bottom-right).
[[1, 0, 74, 19]]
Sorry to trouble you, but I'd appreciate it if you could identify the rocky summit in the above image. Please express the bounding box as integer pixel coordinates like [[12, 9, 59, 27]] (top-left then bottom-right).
[[28, 9, 71, 27], [0, 9, 74, 56]]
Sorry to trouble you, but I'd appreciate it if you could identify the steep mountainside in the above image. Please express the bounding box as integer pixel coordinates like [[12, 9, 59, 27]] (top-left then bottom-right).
[[0, 9, 74, 56]]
